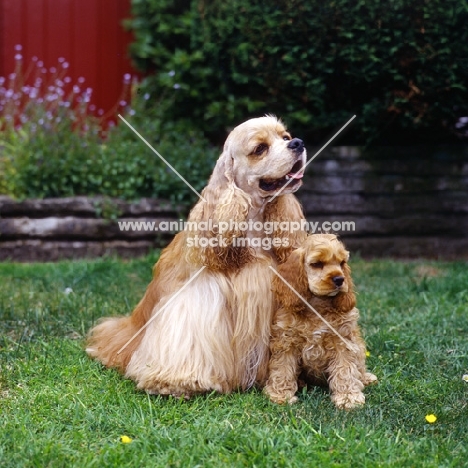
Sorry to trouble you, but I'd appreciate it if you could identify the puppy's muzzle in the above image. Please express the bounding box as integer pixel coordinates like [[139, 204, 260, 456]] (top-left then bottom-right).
[[287, 138, 304, 154], [332, 276, 345, 287]]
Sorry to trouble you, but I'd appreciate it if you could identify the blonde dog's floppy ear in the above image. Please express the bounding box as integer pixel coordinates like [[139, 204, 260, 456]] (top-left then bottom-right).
[[186, 146, 253, 271], [272, 247, 310, 310], [264, 194, 307, 264]]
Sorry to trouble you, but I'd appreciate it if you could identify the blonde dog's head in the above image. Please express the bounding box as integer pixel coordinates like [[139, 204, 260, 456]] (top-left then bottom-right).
[[222, 115, 306, 201], [187, 115, 307, 270]]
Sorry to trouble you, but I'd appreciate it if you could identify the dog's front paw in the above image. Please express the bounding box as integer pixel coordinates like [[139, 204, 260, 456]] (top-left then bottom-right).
[[264, 387, 298, 405], [362, 372, 378, 386], [331, 392, 365, 410], [270, 394, 298, 405]]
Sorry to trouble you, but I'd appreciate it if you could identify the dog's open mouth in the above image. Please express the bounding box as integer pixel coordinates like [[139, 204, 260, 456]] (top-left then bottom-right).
[[259, 160, 304, 192]]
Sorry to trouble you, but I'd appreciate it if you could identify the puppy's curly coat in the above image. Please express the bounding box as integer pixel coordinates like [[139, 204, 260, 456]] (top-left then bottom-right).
[[264, 234, 377, 409]]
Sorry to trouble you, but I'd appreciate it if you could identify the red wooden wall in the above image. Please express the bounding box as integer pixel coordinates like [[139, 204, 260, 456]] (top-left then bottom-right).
[[0, 0, 139, 116]]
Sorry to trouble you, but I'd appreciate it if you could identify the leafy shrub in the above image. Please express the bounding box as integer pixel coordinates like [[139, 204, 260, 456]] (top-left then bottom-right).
[[0, 48, 219, 203], [128, 0, 468, 144]]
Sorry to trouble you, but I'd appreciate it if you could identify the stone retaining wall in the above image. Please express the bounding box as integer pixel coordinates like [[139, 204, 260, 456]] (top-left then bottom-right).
[[1, 145, 467, 261], [0, 197, 182, 261]]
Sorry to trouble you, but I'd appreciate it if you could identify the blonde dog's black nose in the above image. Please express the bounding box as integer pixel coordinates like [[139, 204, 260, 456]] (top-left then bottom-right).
[[287, 138, 304, 153], [332, 276, 344, 287]]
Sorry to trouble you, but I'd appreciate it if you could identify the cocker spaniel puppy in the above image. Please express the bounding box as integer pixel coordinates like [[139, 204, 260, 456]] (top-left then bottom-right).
[[264, 234, 377, 409], [87, 116, 307, 397]]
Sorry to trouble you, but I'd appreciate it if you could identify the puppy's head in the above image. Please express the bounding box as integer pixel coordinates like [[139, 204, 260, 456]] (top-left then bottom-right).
[[273, 234, 355, 311], [223, 115, 306, 200], [302, 234, 351, 297]]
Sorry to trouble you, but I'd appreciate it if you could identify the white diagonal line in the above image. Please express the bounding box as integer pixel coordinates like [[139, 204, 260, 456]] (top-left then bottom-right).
[[118, 114, 207, 202], [117, 266, 206, 355], [270, 114, 356, 202], [268, 266, 358, 353]]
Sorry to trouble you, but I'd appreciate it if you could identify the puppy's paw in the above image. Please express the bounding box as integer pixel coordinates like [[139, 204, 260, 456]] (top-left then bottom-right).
[[331, 391, 365, 410], [362, 372, 378, 386], [270, 394, 298, 405], [264, 387, 298, 405]]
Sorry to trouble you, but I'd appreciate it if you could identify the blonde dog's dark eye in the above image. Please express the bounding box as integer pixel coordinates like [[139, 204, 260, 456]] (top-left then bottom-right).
[[340, 260, 346, 267], [253, 144, 268, 155], [283, 135, 291, 141], [310, 262, 324, 268]]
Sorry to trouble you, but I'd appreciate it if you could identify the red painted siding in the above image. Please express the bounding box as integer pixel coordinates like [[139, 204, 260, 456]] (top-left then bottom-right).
[[0, 0, 139, 116]]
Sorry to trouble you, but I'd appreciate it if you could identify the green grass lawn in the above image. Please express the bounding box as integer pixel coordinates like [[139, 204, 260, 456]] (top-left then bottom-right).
[[0, 253, 467, 467]]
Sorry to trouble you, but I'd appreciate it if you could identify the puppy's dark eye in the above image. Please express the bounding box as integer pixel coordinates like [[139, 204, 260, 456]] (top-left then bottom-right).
[[253, 144, 268, 155], [310, 262, 324, 269], [340, 260, 346, 267], [283, 135, 291, 141]]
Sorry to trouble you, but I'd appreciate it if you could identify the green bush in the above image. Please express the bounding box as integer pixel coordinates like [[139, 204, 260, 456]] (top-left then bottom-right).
[[0, 50, 219, 202], [128, 0, 468, 144], [0, 96, 218, 203]]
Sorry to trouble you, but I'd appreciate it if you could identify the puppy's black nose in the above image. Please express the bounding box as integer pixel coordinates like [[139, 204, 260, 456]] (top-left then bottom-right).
[[287, 138, 304, 153], [332, 276, 344, 287]]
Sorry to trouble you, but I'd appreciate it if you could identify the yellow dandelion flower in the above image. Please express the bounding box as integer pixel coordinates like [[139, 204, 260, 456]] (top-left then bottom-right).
[[425, 414, 437, 424], [120, 435, 133, 444], [365, 351, 371, 357], [462, 374, 468, 382]]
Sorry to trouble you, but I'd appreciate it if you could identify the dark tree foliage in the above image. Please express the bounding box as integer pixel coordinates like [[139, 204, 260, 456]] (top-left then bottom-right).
[[128, 0, 468, 145]]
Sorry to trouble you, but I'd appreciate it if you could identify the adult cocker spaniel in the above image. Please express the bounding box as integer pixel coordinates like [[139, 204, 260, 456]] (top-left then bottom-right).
[[86, 116, 307, 397], [264, 234, 377, 409]]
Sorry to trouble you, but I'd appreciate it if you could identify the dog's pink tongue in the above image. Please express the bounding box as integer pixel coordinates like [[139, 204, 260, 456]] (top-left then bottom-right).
[[287, 171, 304, 179]]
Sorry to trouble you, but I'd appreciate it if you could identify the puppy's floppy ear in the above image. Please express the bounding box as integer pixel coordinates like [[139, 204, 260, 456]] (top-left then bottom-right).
[[334, 259, 356, 313], [264, 194, 307, 264], [186, 146, 253, 271], [272, 247, 310, 310]]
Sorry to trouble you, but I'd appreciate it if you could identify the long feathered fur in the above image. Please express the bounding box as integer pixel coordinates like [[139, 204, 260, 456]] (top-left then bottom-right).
[[86, 116, 308, 396]]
